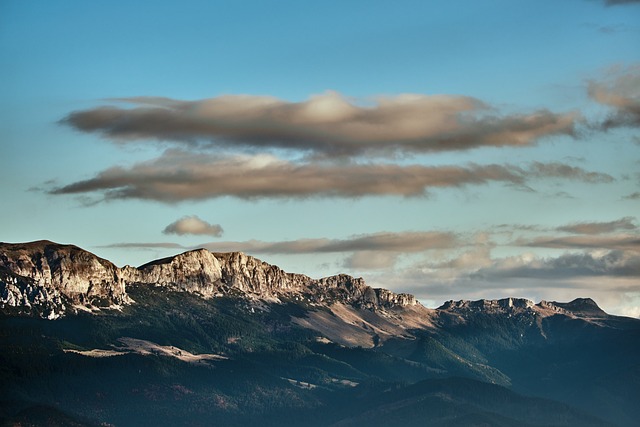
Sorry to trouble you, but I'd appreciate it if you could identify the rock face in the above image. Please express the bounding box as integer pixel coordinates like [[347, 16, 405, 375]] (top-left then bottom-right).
[[0, 241, 419, 318], [310, 275, 418, 309], [0, 265, 66, 319], [0, 241, 129, 314], [214, 251, 312, 297], [539, 298, 607, 317], [128, 250, 418, 309], [130, 249, 224, 297]]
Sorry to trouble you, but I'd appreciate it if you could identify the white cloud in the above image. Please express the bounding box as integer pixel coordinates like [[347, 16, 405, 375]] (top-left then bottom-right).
[[163, 216, 223, 237]]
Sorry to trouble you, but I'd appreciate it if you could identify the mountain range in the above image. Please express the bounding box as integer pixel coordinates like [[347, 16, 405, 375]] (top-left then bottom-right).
[[1, 240, 639, 426]]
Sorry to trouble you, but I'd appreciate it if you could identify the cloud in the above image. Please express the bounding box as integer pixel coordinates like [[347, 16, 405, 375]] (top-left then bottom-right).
[[556, 217, 637, 234], [588, 65, 640, 129], [527, 161, 614, 183], [343, 252, 400, 270], [99, 230, 459, 268], [163, 215, 223, 237], [623, 192, 640, 200], [602, 0, 640, 6], [60, 91, 578, 158], [199, 231, 459, 254], [98, 242, 186, 249], [471, 250, 640, 280], [582, 22, 629, 34], [47, 150, 614, 203], [520, 234, 640, 252]]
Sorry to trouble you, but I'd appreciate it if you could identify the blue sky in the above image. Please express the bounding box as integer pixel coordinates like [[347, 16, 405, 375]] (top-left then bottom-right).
[[1, 0, 639, 316]]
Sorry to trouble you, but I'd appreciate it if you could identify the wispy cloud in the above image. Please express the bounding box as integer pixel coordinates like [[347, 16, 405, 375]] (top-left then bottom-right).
[[100, 231, 459, 267], [527, 162, 614, 183], [589, 64, 640, 129], [99, 242, 186, 249], [556, 217, 637, 234], [163, 215, 223, 237], [342, 251, 401, 270], [519, 234, 640, 252], [602, 0, 640, 6], [61, 91, 578, 158], [203, 231, 459, 254], [47, 150, 613, 203]]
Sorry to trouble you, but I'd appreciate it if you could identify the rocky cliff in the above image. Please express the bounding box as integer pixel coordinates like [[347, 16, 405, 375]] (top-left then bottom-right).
[[0, 241, 419, 317], [0, 241, 130, 315], [130, 249, 419, 309]]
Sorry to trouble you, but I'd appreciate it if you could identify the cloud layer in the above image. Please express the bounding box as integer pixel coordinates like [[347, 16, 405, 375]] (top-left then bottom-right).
[[471, 250, 640, 280], [556, 217, 636, 234], [163, 215, 223, 237], [202, 231, 459, 254], [589, 65, 640, 129], [48, 150, 613, 203], [520, 234, 640, 252], [61, 92, 578, 157], [371, 247, 640, 317], [101, 230, 458, 258], [603, 0, 640, 6]]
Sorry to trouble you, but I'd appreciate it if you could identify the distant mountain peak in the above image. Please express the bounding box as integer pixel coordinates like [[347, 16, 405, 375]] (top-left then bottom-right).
[[438, 297, 614, 324], [542, 298, 607, 317], [438, 297, 535, 312]]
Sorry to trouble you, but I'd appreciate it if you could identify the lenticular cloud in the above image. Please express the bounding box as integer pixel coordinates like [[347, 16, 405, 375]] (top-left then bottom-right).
[[62, 91, 578, 157]]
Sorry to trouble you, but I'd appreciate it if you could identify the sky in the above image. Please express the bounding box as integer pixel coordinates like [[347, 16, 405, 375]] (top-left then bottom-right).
[[1, 0, 639, 316]]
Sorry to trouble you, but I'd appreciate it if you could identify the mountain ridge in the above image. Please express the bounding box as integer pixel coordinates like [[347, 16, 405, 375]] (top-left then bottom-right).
[[2, 240, 617, 322], [0, 241, 420, 319]]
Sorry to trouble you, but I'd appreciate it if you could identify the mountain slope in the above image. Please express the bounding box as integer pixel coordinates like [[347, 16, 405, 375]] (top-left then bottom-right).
[[1, 240, 639, 426]]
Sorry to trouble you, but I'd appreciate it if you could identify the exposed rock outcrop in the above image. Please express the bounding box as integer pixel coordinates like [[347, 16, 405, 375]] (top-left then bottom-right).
[[538, 298, 607, 317], [129, 249, 224, 297], [0, 241, 129, 311], [0, 265, 67, 319], [0, 241, 420, 318], [214, 251, 312, 297]]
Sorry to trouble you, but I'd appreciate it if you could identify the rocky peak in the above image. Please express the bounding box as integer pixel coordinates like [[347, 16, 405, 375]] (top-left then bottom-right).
[[0, 240, 129, 309], [538, 298, 607, 318], [375, 288, 418, 308], [131, 249, 224, 296]]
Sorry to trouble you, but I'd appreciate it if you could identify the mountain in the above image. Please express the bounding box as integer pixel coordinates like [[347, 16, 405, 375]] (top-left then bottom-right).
[[0, 240, 129, 318], [0, 240, 417, 314], [1, 240, 639, 426]]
